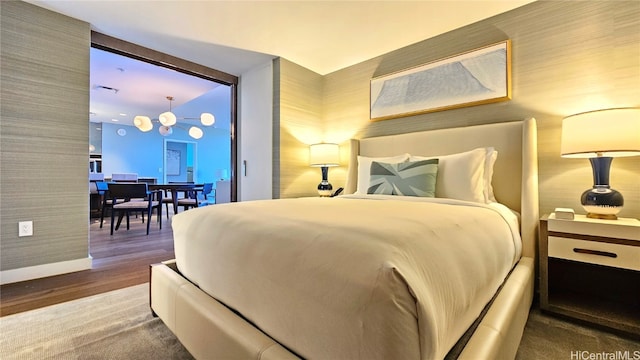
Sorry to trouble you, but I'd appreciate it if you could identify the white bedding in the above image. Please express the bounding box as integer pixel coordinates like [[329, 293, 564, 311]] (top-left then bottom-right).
[[172, 196, 521, 360]]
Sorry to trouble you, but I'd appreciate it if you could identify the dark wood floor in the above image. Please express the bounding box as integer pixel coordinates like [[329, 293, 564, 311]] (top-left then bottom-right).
[[0, 211, 176, 316]]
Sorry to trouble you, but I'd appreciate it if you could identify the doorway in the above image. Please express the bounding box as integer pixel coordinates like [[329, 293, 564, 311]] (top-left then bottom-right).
[[89, 32, 238, 257], [164, 140, 197, 184], [91, 31, 238, 200]]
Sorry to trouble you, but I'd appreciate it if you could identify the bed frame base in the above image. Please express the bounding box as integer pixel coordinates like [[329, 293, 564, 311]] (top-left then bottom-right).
[[151, 257, 534, 360], [458, 257, 534, 359], [150, 260, 300, 360]]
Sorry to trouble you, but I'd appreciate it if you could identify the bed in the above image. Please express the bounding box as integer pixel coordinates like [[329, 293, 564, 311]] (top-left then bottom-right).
[[150, 118, 539, 360]]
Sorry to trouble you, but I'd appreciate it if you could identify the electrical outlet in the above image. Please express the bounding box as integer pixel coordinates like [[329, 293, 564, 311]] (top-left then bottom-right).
[[18, 221, 33, 237]]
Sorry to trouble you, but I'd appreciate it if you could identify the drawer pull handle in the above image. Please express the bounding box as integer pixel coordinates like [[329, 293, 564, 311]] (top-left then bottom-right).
[[573, 248, 617, 258]]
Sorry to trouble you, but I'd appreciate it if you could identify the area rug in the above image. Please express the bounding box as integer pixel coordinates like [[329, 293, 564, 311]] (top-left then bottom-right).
[[516, 308, 640, 359], [3, 284, 637, 360], [0, 283, 193, 360]]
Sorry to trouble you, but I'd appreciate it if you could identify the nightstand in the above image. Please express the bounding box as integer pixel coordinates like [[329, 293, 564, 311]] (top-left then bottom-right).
[[539, 213, 640, 338]]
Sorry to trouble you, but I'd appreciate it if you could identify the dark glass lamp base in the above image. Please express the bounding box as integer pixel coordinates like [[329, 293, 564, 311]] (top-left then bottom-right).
[[317, 181, 333, 197], [581, 186, 623, 220]]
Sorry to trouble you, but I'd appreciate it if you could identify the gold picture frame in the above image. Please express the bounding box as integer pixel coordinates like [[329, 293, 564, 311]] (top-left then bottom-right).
[[370, 40, 512, 121]]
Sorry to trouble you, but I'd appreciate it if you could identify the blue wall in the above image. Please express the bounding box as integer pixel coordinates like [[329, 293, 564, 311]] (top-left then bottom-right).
[[101, 122, 230, 183]]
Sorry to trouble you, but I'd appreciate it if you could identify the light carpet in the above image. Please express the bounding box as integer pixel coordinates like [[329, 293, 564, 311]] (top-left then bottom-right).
[[0, 284, 193, 360], [2, 283, 638, 359], [516, 307, 640, 359]]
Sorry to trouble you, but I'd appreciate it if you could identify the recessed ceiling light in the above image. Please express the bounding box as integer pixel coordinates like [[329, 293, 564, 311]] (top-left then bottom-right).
[[111, 119, 119, 122], [119, 113, 127, 116]]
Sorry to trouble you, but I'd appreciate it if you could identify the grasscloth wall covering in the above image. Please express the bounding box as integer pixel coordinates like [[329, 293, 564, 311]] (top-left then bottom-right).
[[0, 2, 90, 272], [279, 0, 640, 220], [274, 59, 325, 199]]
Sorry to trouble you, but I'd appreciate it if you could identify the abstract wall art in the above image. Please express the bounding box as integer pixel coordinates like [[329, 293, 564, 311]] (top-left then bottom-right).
[[166, 149, 181, 176], [370, 40, 511, 121]]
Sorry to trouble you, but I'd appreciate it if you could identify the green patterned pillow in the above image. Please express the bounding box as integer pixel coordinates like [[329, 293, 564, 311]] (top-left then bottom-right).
[[367, 159, 439, 197]]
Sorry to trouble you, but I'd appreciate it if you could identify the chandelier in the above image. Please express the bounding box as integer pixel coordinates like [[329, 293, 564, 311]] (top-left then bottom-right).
[[133, 96, 215, 139]]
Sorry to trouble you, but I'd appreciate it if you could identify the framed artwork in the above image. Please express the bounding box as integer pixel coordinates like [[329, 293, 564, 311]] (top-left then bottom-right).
[[166, 149, 181, 176], [370, 40, 511, 121]]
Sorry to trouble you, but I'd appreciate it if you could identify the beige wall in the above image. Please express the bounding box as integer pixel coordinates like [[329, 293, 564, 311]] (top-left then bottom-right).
[[1, 1, 91, 273], [274, 58, 325, 198], [278, 0, 640, 220]]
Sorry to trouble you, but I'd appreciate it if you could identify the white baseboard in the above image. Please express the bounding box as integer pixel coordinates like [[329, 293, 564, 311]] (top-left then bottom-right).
[[0, 257, 93, 285]]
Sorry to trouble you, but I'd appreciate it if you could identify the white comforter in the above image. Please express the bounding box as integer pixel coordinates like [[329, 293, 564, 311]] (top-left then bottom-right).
[[172, 195, 521, 360]]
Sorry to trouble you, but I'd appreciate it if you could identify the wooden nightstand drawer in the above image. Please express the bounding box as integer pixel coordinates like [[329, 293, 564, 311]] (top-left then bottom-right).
[[548, 236, 640, 271]]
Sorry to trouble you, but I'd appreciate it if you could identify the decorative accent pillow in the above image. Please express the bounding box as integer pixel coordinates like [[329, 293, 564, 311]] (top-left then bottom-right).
[[410, 148, 487, 203], [367, 159, 439, 197], [355, 153, 410, 194]]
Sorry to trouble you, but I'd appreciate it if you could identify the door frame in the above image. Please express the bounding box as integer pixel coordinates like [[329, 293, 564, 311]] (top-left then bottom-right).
[[91, 31, 238, 201], [163, 139, 197, 184]]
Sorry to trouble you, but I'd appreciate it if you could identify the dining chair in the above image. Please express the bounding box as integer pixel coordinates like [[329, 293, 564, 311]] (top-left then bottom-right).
[[96, 181, 126, 228], [176, 182, 214, 212], [160, 188, 173, 219], [107, 183, 162, 235], [165, 182, 195, 216], [98, 181, 141, 228]]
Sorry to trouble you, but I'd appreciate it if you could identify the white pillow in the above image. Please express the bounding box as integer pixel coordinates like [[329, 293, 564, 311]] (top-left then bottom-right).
[[355, 153, 410, 194], [410, 148, 487, 203], [484, 148, 498, 203]]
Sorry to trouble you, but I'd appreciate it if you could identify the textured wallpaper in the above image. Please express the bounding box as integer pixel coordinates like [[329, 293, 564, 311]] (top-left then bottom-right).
[[277, 0, 640, 220]]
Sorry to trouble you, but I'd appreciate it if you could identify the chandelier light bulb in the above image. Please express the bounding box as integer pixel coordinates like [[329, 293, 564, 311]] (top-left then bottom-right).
[[159, 111, 177, 126], [133, 116, 153, 132], [200, 113, 215, 126], [159, 125, 173, 136], [188, 126, 204, 139], [134, 96, 212, 139]]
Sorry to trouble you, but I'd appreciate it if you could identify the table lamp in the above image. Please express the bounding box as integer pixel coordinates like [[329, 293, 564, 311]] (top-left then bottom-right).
[[560, 108, 640, 219], [309, 143, 340, 197]]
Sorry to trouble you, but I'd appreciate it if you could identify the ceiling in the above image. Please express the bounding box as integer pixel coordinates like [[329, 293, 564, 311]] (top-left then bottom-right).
[[90, 47, 226, 127], [26, 0, 536, 127]]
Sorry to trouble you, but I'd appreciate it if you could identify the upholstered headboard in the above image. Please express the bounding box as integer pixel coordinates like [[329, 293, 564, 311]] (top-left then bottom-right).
[[346, 118, 539, 258]]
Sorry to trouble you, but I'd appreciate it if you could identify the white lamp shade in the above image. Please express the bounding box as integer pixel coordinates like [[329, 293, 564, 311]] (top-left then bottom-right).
[[159, 125, 173, 136], [133, 116, 153, 132], [159, 111, 177, 126], [309, 143, 340, 167], [561, 108, 640, 158], [200, 113, 215, 126], [188, 126, 204, 139]]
